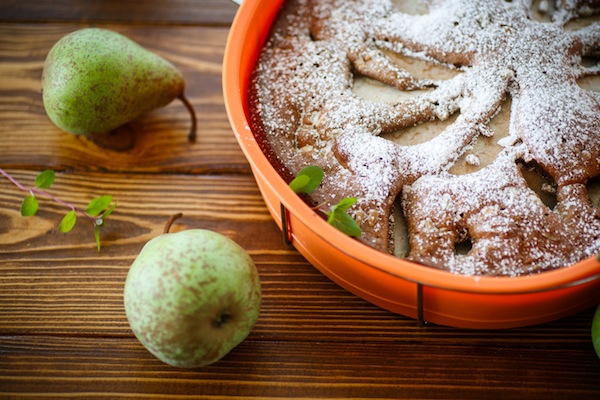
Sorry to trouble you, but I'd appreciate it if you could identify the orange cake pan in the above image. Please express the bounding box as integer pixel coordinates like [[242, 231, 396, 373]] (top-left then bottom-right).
[[222, 0, 600, 329]]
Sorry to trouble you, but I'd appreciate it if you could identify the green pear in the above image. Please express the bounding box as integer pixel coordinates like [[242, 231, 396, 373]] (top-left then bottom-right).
[[123, 218, 261, 368], [41, 28, 196, 142]]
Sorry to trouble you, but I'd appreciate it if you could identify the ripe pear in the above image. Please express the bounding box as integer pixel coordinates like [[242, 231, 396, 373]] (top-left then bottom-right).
[[41, 28, 196, 143], [123, 217, 261, 368]]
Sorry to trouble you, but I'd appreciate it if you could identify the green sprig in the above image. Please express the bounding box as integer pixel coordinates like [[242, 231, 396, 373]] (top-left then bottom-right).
[[325, 197, 362, 238], [289, 165, 324, 194], [289, 165, 361, 238], [0, 168, 116, 251]]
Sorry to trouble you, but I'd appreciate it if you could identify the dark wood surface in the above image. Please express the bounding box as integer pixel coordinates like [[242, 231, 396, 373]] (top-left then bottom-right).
[[1, 1, 599, 398]]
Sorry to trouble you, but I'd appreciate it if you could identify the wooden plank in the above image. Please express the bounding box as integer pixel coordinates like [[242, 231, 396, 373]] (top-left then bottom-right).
[[1, 335, 599, 398], [2, 1, 600, 398], [0, 170, 598, 346], [1, 0, 239, 26], [0, 24, 250, 174], [0, 170, 277, 251], [0, 169, 410, 340], [0, 169, 382, 339]]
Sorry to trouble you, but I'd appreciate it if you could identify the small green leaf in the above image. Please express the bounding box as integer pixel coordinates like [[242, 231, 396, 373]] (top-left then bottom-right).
[[58, 210, 77, 233], [20, 195, 39, 216], [290, 166, 324, 194], [326, 197, 361, 238], [102, 202, 117, 220], [85, 195, 113, 216], [327, 209, 362, 237], [289, 174, 310, 193], [35, 170, 55, 189], [331, 197, 357, 213]]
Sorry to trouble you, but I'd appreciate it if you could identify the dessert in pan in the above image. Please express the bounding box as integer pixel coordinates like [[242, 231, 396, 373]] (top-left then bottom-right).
[[249, 0, 600, 276]]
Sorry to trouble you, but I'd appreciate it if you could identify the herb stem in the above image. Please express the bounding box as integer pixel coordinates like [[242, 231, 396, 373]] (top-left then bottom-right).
[[0, 167, 97, 224], [0, 167, 28, 192]]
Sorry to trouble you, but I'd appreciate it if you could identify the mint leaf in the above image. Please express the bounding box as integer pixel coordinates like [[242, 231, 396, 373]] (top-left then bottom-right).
[[326, 197, 361, 238], [289, 166, 324, 194], [331, 197, 357, 212], [1, 167, 117, 251], [20, 195, 39, 216], [289, 174, 310, 193], [58, 210, 77, 233], [327, 208, 362, 238], [35, 170, 56, 189], [289, 166, 360, 238], [100, 201, 117, 221], [85, 195, 113, 216]]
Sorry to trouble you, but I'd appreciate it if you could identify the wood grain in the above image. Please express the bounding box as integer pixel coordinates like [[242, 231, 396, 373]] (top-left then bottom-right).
[[2, 170, 598, 344], [2, 170, 600, 347], [0, 24, 249, 174], [1, 335, 599, 399], [2, 0, 239, 26]]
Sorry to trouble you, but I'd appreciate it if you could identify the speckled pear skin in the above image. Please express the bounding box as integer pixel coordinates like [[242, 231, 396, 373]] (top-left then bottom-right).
[[123, 229, 262, 368], [42, 28, 184, 135]]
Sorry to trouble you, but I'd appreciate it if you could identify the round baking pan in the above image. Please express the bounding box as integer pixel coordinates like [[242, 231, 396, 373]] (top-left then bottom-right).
[[222, 0, 600, 328]]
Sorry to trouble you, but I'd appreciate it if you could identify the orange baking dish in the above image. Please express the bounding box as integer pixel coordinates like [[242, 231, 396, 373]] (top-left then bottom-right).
[[223, 0, 600, 328]]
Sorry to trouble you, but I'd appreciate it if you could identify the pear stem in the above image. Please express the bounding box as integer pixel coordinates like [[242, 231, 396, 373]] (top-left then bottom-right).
[[164, 213, 183, 234], [178, 94, 197, 142]]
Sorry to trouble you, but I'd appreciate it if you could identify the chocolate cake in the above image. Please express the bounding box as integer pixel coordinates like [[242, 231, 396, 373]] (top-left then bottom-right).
[[249, 0, 600, 276]]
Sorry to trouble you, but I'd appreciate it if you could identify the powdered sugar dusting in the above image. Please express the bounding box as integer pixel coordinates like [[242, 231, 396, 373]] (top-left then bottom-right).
[[249, 0, 600, 276]]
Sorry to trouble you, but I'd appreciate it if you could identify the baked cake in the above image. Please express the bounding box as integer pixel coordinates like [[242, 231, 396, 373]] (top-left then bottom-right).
[[249, 0, 600, 276]]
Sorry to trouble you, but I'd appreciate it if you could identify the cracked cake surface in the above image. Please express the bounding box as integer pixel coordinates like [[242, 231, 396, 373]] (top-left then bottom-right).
[[249, 0, 600, 276]]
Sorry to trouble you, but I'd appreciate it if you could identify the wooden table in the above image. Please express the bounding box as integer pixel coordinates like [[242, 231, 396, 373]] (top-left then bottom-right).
[[1, 1, 599, 398]]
